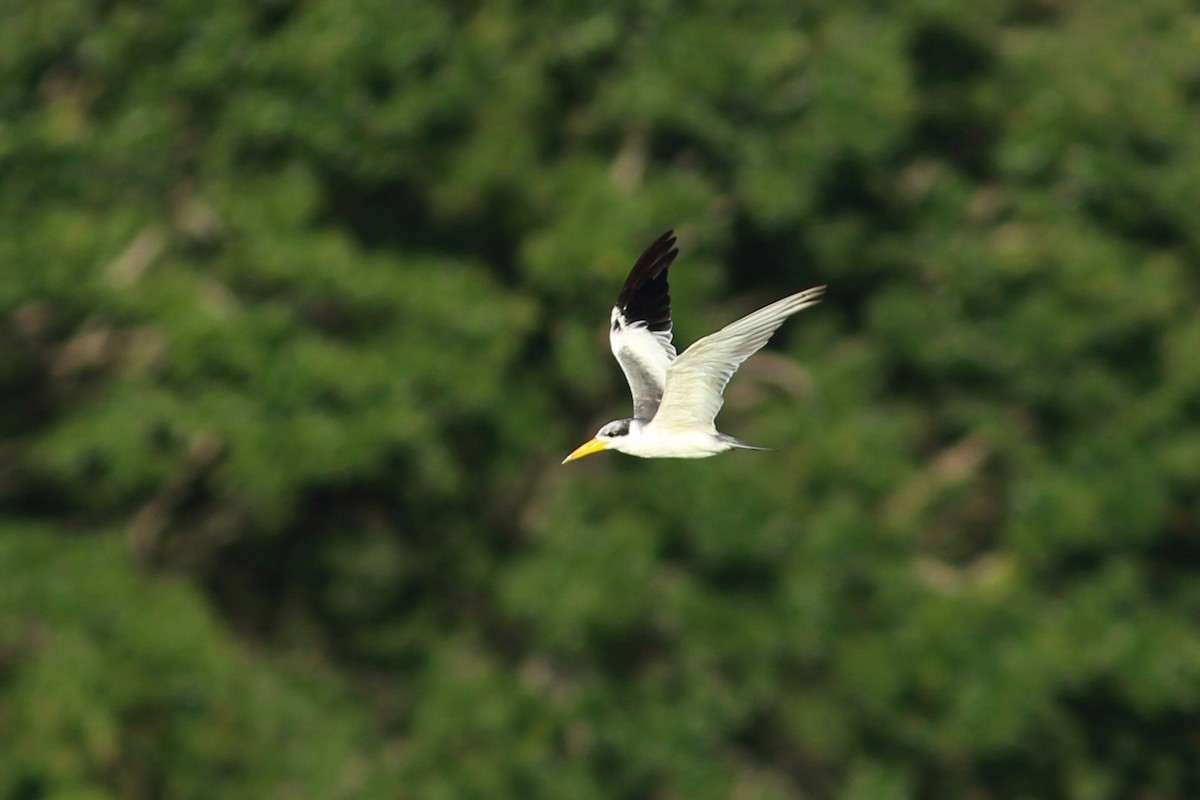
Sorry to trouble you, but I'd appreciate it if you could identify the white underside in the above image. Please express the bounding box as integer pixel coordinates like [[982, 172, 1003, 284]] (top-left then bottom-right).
[[606, 425, 732, 459]]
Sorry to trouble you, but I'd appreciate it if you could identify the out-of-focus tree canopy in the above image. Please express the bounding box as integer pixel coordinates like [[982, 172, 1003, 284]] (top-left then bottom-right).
[[3, 0, 1199, 797]]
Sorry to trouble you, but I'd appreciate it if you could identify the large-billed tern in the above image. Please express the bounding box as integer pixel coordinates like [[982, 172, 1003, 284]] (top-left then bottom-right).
[[563, 231, 824, 463]]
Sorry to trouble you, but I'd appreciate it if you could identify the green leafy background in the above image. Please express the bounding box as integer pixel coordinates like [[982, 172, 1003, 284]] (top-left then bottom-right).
[[3, 1, 1199, 797]]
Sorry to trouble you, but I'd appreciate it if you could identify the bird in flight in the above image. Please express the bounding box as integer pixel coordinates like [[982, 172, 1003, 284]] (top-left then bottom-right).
[[563, 230, 824, 462]]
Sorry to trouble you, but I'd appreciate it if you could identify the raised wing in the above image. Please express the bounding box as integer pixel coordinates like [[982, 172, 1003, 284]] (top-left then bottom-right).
[[610, 230, 679, 419], [648, 285, 825, 432]]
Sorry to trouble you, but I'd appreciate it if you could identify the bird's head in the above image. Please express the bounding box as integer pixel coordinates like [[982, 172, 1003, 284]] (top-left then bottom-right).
[[562, 419, 634, 463]]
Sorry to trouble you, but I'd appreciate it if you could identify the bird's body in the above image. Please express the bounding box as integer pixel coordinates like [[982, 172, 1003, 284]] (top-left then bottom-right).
[[563, 230, 824, 463], [589, 419, 752, 459]]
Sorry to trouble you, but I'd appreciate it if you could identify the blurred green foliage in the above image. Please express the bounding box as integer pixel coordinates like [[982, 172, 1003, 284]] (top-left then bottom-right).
[[3, 0, 1200, 797]]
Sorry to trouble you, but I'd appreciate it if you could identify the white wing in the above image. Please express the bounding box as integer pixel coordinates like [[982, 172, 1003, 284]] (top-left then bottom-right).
[[609, 231, 678, 419], [648, 286, 826, 432], [611, 309, 675, 420]]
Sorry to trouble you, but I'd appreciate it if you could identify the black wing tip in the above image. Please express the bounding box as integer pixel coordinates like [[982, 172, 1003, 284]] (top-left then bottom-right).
[[617, 229, 679, 309], [650, 229, 676, 253], [633, 230, 678, 279]]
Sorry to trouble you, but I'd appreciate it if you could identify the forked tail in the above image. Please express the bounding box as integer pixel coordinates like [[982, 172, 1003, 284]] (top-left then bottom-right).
[[718, 433, 772, 451]]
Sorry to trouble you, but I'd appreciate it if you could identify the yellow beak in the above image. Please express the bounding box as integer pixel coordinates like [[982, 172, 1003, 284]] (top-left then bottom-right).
[[562, 437, 609, 464]]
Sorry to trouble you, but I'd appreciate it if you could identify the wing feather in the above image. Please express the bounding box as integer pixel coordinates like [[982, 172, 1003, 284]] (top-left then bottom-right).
[[609, 231, 679, 419], [648, 286, 825, 432]]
